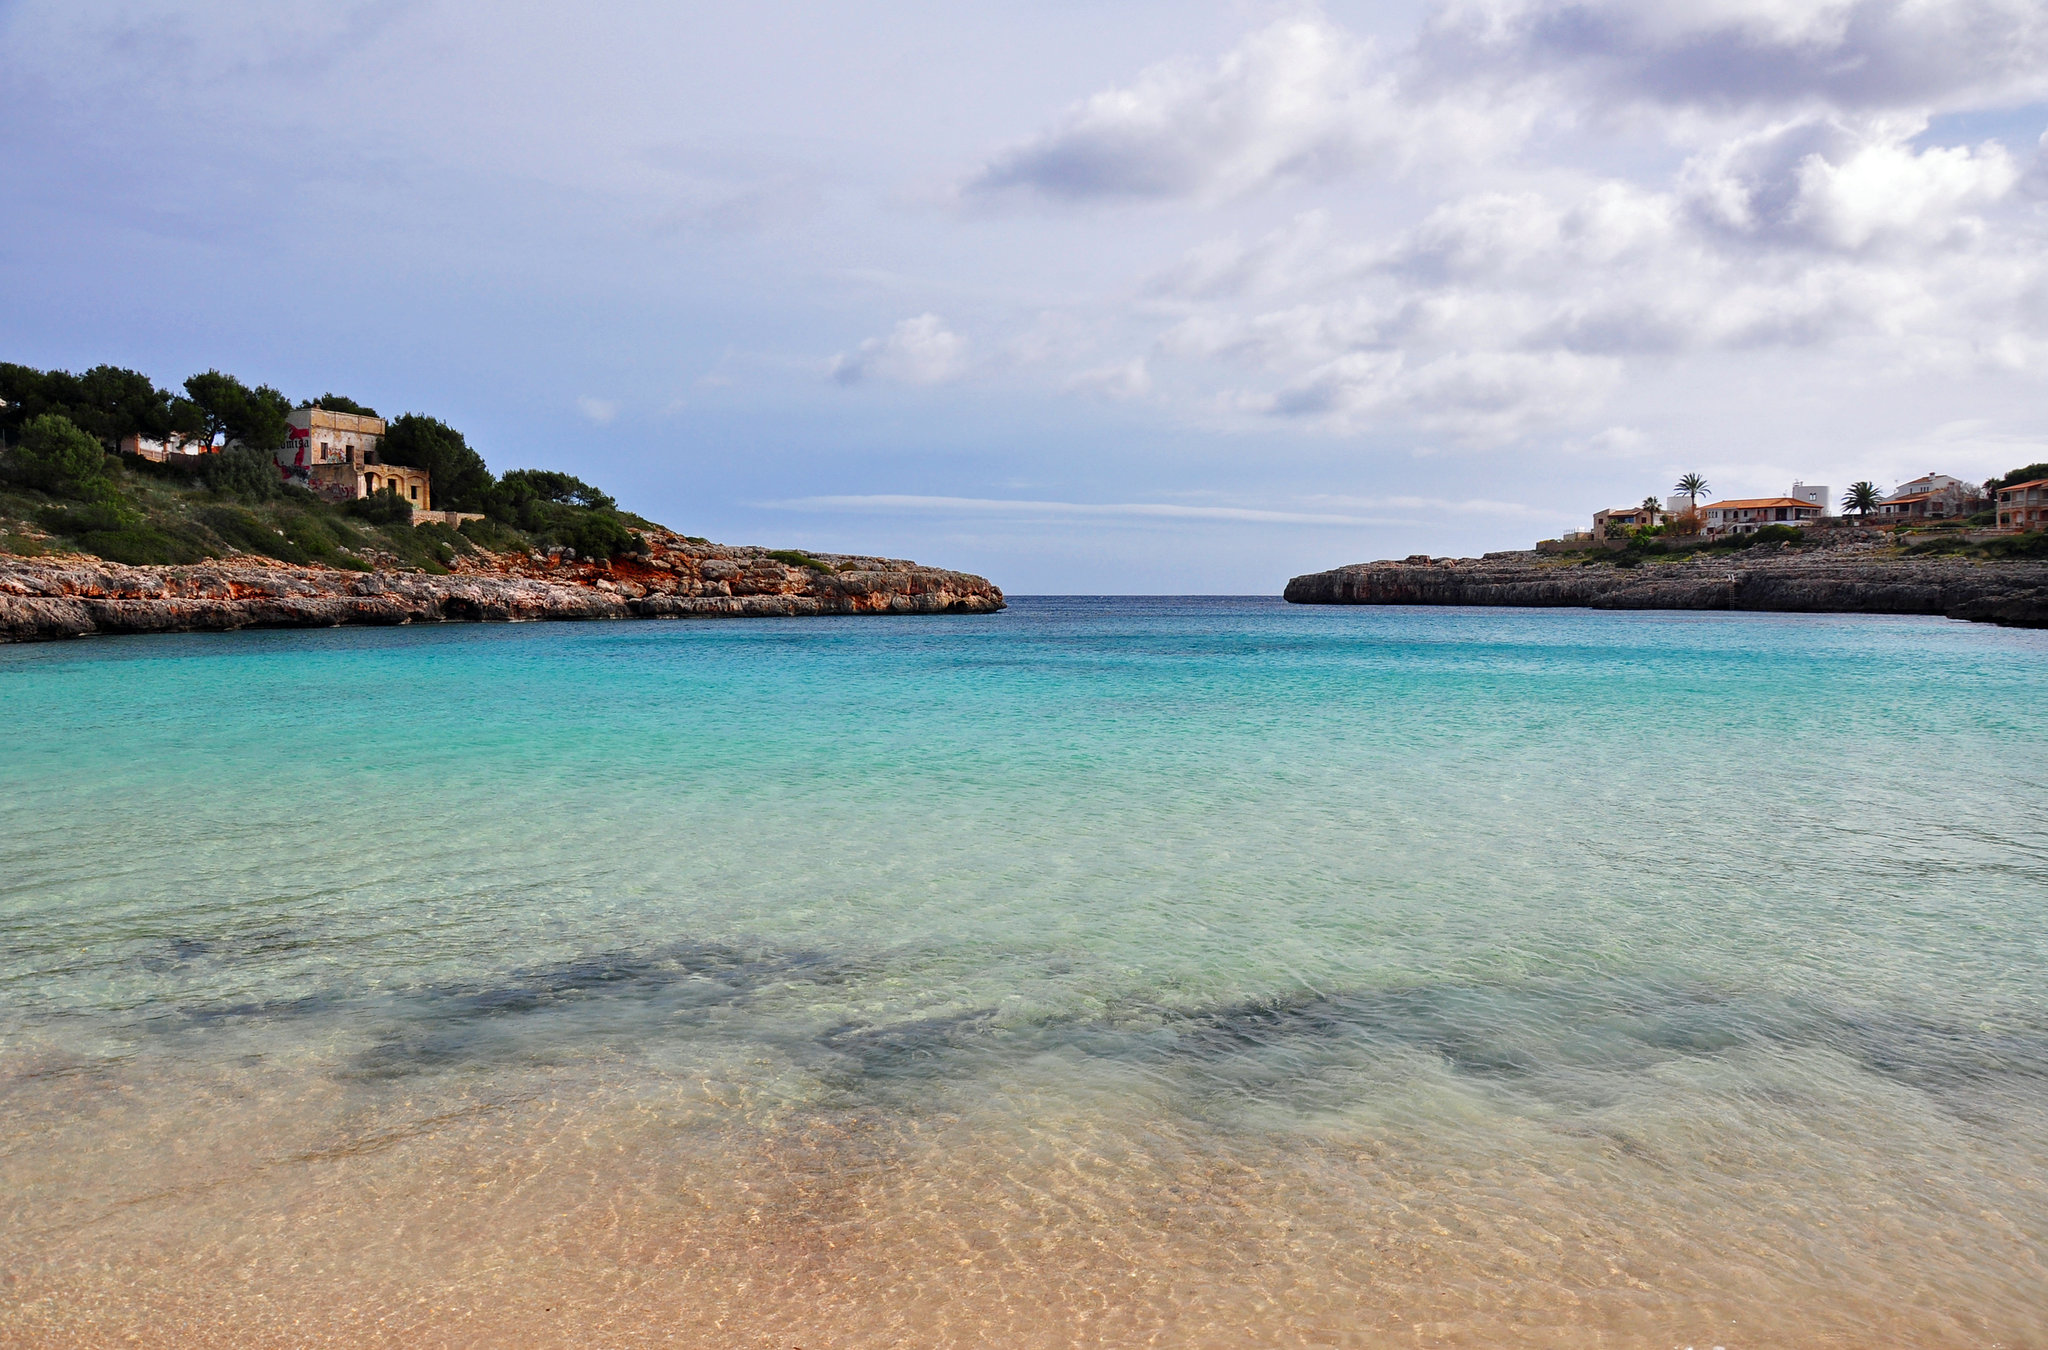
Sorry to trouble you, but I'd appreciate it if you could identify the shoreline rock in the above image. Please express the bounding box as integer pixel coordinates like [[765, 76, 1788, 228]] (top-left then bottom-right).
[[0, 531, 1005, 644], [1284, 548, 2048, 628]]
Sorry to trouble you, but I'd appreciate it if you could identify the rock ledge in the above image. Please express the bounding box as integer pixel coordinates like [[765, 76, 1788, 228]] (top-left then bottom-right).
[[0, 531, 1004, 644], [1284, 549, 2048, 628]]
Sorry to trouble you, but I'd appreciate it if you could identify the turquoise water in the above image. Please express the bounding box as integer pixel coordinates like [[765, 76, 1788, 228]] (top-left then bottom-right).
[[3, 599, 2046, 1346]]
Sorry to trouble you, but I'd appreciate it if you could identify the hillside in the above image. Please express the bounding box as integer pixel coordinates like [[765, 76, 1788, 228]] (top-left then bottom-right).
[[0, 360, 1003, 640]]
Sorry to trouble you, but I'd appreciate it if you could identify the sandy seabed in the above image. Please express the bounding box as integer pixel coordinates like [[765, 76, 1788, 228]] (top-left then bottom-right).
[[4, 1048, 2042, 1350]]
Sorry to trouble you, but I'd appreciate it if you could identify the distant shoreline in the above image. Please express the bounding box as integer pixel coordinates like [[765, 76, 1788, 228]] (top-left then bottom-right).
[[1285, 546, 2048, 629], [0, 531, 1004, 644]]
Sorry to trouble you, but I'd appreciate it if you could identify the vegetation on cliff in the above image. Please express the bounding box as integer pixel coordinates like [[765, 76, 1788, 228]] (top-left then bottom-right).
[[0, 361, 657, 569]]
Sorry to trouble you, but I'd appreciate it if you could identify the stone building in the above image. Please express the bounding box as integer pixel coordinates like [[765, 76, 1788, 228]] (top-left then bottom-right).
[[276, 407, 433, 510], [1591, 504, 1663, 541]]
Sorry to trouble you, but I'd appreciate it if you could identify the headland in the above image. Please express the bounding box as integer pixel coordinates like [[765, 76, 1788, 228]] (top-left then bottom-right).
[[0, 362, 1001, 643], [0, 531, 1003, 644], [1285, 539, 2048, 628]]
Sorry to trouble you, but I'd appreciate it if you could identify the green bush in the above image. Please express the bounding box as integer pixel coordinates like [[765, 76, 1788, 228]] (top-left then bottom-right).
[[1982, 530, 2048, 559], [458, 516, 528, 553], [198, 444, 282, 501], [278, 511, 347, 561], [199, 506, 310, 563], [8, 413, 112, 498], [767, 549, 834, 572], [346, 489, 414, 525], [39, 501, 214, 565]]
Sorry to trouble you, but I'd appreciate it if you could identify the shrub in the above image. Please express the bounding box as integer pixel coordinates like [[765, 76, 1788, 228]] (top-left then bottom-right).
[[8, 413, 111, 498], [38, 501, 213, 565], [767, 549, 834, 572], [199, 506, 310, 563], [346, 488, 413, 525], [457, 516, 528, 553], [1982, 530, 2048, 559], [198, 444, 283, 501]]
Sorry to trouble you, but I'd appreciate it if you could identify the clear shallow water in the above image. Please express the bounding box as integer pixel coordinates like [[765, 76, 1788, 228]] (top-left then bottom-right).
[[2, 598, 2045, 1347]]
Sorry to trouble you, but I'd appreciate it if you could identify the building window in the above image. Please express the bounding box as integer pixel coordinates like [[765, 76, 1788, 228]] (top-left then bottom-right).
[[409, 485, 419, 501]]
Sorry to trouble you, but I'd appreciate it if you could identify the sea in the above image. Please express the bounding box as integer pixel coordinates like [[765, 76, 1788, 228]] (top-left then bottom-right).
[[2, 597, 2044, 1348]]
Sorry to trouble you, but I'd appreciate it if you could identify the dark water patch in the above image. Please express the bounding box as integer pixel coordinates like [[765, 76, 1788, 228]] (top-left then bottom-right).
[[178, 993, 336, 1026], [340, 940, 859, 1079], [1821, 1003, 2048, 1120], [135, 925, 326, 974], [814, 1010, 1000, 1083], [133, 934, 2048, 1123], [1165, 986, 1546, 1080], [1070, 979, 2048, 1125]]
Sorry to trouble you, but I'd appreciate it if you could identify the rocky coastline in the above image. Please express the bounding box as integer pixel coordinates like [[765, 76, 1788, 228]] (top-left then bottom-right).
[[0, 530, 1004, 644], [1284, 547, 2048, 628]]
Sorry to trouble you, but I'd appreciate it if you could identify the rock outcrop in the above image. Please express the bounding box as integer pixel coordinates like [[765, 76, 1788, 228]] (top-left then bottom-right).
[[1284, 549, 2048, 628], [0, 531, 1004, 644]]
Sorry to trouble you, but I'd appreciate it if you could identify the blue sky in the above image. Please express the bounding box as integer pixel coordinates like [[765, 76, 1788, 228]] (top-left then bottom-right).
[[5, 0, 2047, 591]]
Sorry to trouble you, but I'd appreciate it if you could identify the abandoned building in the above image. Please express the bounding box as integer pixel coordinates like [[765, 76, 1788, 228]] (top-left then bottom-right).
[[275, 407, 433, 510]]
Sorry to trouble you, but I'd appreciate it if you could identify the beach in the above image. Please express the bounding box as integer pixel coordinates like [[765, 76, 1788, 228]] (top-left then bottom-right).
[[4, 599, 2044, 1346]]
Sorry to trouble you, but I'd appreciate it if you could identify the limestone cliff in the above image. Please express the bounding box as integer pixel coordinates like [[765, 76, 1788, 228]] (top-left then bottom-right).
[[0, 530, 1004, 643], [1284, 549, 2048, 628]]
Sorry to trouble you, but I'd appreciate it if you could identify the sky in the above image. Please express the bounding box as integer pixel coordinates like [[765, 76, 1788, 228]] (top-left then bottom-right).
[[4, 0, 2046, 592]]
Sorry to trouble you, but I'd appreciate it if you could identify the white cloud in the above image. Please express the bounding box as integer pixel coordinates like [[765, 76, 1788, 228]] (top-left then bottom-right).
[[1104, 105, 2046, 444], [1262, 348, 1622, 437], [576, 396, 619, 424], [830, 313, 968, 385], [765, 493, 1415, 527], [1066, 357, 1153, 399], [1684, 118, 2020, 250], [965, 17, 1401, 203], [1419, 0, 2048, 113]]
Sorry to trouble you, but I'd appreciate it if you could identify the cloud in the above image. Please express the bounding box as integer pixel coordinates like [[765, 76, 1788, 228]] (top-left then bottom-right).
[[1140, 210, 1353, 302], [763, 491, 1565, 527], [577, 396, 619, 424], [1263, 349, 1622, 436], [830, 314, 968, 385], [763, 493, 1416, 527], [1114, 104, 2047, 443], [965, 17, 1398, 203], [1066, 357, 1153, 399], [1418, 0, 2048, 114], [1684, 117, 2019, 250]]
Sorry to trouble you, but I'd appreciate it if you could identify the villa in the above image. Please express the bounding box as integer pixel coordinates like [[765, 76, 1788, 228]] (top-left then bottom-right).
[[1591, 504, 1663, 541], [1995, 479, 2048, 532], [1879, 474, 1980, 522], [1701, 497, 1826, 537]]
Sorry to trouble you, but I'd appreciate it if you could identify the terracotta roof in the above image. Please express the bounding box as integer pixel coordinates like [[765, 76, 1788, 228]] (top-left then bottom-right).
[[1998, 478, 2048, 493], [1883, 493, 1938, 505], [1707, 497, 1818, 511]]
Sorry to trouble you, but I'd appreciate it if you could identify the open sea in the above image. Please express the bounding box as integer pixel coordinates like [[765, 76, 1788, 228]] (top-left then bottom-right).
[[2, 597, 2045, 1348]]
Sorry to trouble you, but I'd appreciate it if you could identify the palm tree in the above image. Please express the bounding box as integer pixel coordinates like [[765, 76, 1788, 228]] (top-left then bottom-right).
[[1674, 473, 1709, 513], [1639, 495, 1662, 523], [1843, 481, 1883, 518]]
